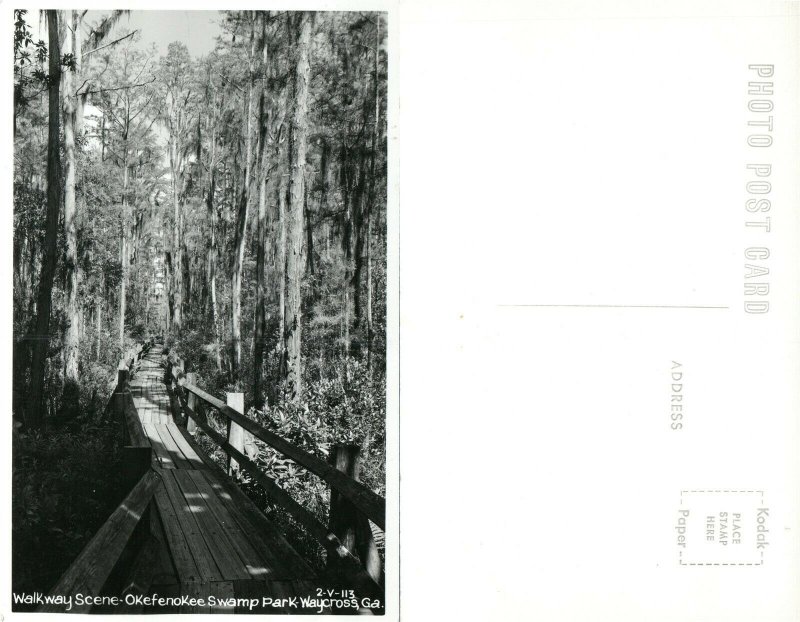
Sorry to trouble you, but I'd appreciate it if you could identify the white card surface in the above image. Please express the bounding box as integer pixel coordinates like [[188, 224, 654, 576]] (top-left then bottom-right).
[[400, 1, 800, 619]]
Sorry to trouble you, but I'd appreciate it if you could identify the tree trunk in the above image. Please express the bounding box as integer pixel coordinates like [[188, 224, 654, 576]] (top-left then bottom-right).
[[339, 139, 361, 358], [144, 281, 151, 331], [365, 17, 381, 371], [305, 186, 314, 276], [182, 241, 190, 320], [95, 279, 103, 360], [318, 140, 331, 264], [366, 217, 373, 370], [231, 13, 257, 379], [27, 10, 62, 429], [276, 116, 288, 385], [209, 196, 222, 371], [207, 136, 222, 372], [343, 287, 350, 358], [253, 20, 269, 408], [351, 143, 368, 334], [100, 111, 106, 160], [119, 158, 129, 347], [171, 138, 183, 333], [341, 154, 350, 360], [284, 12, 313, 402], [253, 168, 268, 407], [63, 10, 81, 407], [164, 249, 172, 334]]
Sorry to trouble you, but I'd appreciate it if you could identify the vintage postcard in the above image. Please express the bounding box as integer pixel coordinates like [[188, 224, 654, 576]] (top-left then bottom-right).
[[4, 0, 800, 620]]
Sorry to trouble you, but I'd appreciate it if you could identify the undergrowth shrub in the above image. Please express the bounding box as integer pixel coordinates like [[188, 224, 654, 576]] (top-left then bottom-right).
[[187, 352, 386, 569], [12, 411, 126, 609]]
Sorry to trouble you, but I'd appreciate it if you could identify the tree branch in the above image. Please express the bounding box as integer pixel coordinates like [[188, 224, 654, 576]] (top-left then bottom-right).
[[81, 75, 156, 96], [74, 78, 90, 96], [82, 30, 138, 60]]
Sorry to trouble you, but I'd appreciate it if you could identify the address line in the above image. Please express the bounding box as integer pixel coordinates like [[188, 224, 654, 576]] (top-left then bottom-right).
[[497, 304, 729, 309]]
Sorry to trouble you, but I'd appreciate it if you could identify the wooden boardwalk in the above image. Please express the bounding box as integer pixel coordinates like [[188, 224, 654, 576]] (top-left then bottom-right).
[[125, 347, 320, 614], [40, 340, 384, 614]]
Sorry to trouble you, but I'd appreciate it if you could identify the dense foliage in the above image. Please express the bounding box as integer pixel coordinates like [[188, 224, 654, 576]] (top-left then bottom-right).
[[12, 413, 127, 607]]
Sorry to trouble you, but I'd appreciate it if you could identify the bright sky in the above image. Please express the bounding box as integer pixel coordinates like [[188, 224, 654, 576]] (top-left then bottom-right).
[[24, 10, 224, 59], [86, 11, 223, 58]]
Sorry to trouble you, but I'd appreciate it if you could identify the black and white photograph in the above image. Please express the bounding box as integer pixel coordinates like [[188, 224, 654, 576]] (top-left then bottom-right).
[[11, 8, 389, 614]]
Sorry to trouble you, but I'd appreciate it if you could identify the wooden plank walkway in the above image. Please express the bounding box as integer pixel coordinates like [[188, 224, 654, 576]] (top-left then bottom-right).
[[126, 346, 319, 613]]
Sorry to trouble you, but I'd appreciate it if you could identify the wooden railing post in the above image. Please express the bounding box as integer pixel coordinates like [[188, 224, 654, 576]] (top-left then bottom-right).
[[171, 358, 184, 390], [226, 392, 245, 475], [115, 360, 129, 445], [162, 353, 170, 384], [117, 360, 129, 390], [327, 444, 381, 583], [186, 372, 197, 435]]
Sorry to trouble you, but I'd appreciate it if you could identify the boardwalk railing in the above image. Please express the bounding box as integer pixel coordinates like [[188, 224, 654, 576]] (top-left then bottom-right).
[[116, 340, 155, 487], [39, 341, 159, 613], [163, 350, 385, 601], [101, 340, 153, 424], [38, 469, 162, 613]]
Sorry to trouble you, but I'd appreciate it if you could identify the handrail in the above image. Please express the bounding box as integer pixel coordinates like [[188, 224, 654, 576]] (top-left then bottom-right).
[[183, 405, 384, 600], [122, 390, 148, 448], [100, 339, 152, 425], [39, 469, 162, 613], [173, 372, 385, 531], [162, 347, 384, 600]]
